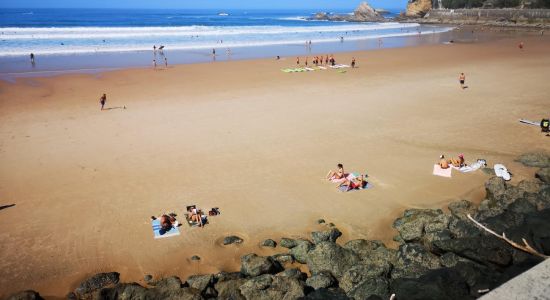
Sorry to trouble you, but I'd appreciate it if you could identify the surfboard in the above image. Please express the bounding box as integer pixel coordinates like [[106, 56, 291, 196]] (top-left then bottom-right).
[[519, 119, 539, 126]]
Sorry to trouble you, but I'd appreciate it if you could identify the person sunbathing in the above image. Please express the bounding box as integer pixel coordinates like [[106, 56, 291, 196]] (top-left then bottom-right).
[[326, 163, 345, 180], [151, 214, 178, 232], [439, 155, 450, 169], [450, 154, 465, 168], [188, 206, 204, 226], [339, 175, 367, 192]]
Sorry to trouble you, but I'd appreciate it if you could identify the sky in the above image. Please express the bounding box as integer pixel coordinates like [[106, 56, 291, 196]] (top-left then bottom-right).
[[0, 0, 409, 10]]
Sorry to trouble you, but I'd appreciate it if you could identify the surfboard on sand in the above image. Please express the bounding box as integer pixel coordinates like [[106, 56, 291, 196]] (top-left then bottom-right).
[[519, 119, 539, 126], [494, 164, 511, 181]]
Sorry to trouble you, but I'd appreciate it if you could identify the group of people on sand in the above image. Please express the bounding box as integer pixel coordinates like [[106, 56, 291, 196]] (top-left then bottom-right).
[[297, 54, 337, 67], [326, 163, 368, 192], [438, 154, 466, 169]]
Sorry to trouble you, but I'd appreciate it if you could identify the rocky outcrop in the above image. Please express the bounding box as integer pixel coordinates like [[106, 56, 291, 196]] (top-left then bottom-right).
[[406, 0, 433, 17], [311, 1, 384, 22]]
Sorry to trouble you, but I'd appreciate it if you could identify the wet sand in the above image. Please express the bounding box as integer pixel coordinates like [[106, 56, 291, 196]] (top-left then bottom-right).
[[0, 30, 549, 297]]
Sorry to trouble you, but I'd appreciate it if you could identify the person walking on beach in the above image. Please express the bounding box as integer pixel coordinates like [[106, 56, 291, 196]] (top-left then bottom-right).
[[164, 57, 168, 68], [518, 41, 524, 50], [459, 73, 466, 89], [351, 57, 356, 68], [296, 57, 300, 66], [153, 59, 157, 68], [305, 57, 308, 67], [99, 93, 107, 110], [30, 53, 35, 64], [212, 48, 216, 56], [153, 45, 156, 52]]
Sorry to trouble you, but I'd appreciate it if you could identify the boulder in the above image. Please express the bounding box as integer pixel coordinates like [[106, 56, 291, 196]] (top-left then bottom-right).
[[484, 176, 508, 202], [191, 255, 201, 261], [277, 268, 307, 281], [239, 274, 305, 300], [516, 152, 550, 168], [346, 277, 389, 300], [433, 236, 512, 267], [391, 243, 441, 279], [391, 268, 472, 300], [215, 278, 246, 300], [261, 239, 277, 248], [272, 253, 295, 265], [240, 253, 283, 277], [448, 200, 477, 220], [74, 272, 120, 297], [186, 274, 214, 294], [289, 239, 314, 264], [223, 235, 243, 245], [302, 288, 351, 299], [406, 0, 433, 17], [280, 238, 298, 249], [392, 209, 450, 246], [535, 167, 550, 183], [96, 283, 148, 300], [343, 240, 396, 268], [144, 274, 154, 285], [306, 271, 337, 290], [306, 241, 360, 280], [339, 264, 389, 293], [154, 276, 183, 290], [311, 228, 342, 244], [6, 290, 43, 300]]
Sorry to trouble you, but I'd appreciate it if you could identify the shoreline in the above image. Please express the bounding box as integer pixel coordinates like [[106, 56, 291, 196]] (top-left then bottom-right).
[[1, 28, 549, 297]]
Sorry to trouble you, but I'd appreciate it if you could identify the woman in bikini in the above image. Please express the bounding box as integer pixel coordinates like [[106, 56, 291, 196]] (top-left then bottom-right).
[[338, 175, 366, 192], [326, 163, 345, 180]]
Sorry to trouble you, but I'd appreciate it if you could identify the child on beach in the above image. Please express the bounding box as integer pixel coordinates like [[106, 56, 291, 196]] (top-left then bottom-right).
[[459, 73, 466, 89], [99, 93, 106, 110]]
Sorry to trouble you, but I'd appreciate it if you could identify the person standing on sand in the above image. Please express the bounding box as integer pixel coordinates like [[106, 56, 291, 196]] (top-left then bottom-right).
[[153, 59, 157, 68], [99, 93, 106, 110], [459, 73, 466, 89], [351, 57, 356, 68], [164, 57, 168, 68], [30, 53, 35, 64], [296, 57, 300, 66], [153, 45, 156, 52], [518, 42, 524, 50]]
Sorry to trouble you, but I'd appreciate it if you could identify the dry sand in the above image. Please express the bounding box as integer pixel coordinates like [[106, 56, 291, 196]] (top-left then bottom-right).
[[1, 32, 549, 297]]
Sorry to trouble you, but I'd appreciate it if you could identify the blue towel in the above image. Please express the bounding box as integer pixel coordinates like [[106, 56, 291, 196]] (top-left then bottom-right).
[[152, 219, 180, 239]]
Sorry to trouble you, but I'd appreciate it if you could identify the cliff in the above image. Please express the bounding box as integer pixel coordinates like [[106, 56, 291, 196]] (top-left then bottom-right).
[[406, 0, 433, 17], [312, 1, 384, 22]]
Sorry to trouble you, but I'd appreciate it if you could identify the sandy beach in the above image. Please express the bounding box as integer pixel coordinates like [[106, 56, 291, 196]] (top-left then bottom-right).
[[1, 30, 549, 297]]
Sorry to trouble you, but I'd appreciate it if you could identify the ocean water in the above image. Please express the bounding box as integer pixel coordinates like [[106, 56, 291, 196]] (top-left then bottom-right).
[[0, 8, 447, 56], [0, 8, 456, 79]]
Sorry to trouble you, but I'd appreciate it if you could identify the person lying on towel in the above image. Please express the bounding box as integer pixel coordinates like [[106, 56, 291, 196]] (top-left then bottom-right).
[[338, 175, 367, 192], [439, 155, 450, 169], [449, 154, 466, 168], [151, 214, 179, 232]]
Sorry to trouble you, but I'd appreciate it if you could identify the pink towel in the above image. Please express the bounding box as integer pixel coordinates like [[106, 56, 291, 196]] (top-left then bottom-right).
[[433, 164, 452, 178]]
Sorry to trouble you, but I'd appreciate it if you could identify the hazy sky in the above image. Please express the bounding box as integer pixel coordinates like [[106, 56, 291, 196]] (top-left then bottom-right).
[[0, 0, 409, 10]]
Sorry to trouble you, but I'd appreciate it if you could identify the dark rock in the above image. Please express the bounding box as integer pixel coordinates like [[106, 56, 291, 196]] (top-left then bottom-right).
[[240, 253, 283, 277], [344, 239, 396, 267], [328, 223, 335, 227], [391, 243, 441, 279], [289, 239, 314, 264], [215, 271, 243, 282], [346, 277, 389, 300], [148, 286, 203, 300], [223, 235, 243, 245], [191, 255, 201, 261], [517, 179, 543, 194], [186, 274, 214, 293], [272, 253, 295, 264], [339, 264, 389, 293], [154, 276, 183, 290], [302, 288, 351, 300], [6, 290, 43, 300], [439, 252, 471, 268], [391, 268, 473, 300], [484, 176, 508, 201], [448, 200, 476, 220], [66, 292, 77, 300], [311, 228, 342, 244], [306, 241, 360, 280], [261, 239, 277, 248], [74, 272, 120, 296], [433, 236, 512, 267], [214, 278, 246, 300], [277, 268, 307, 281], [317, 219, 326, 224], [448, 216, 481, 238], [392, 209, 447, 242], [516, 152, 550, 168], [204, 286, 218, 298], [239, 274, 305, 300], [280, 237, 298, 248], [97, 283, 148, 300], [535, 167, 550, 183], [144, 274, 154, 285], [306, 271, 336, 290]]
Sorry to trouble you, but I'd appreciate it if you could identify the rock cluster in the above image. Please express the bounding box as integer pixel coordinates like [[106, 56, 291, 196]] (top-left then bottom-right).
[[7, 152, 550, 300], [312, 1, 384, 22], [406, 0, 433, 17]]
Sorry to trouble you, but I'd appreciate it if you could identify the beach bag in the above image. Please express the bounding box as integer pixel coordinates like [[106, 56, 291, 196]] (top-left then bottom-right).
[[541, 119, 549, 132]]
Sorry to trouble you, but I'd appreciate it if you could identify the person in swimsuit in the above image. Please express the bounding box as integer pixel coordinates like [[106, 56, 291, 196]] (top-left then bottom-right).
[[99, 93, 106, 110], [326, 163, 345, 180], [351, 57, 356, 68], [339, 175, 366, 192], [151, 214, 178, 233], [188, 206, 204, 227], [450, 154, 465, 168], [459, 73, 466, 89], [296, 57, 300, 66], [439, 155, 450, 169]]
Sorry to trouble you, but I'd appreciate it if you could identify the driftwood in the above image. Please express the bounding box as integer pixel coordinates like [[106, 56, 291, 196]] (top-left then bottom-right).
[[467, 214, 549, 259]]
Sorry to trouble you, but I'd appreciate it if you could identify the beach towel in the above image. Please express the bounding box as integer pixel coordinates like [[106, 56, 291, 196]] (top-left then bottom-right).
[[458, 159, 486, 173], [494, 164, 511, 181], [318, 66, 327, 70], [433, 164, 452, 178], [338, 182, 374, 192], [151, 219, 180, 239]]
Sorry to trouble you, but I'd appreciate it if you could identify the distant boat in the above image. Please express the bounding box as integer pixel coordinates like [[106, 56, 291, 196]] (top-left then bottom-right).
[[218, 12, 229, 16]]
